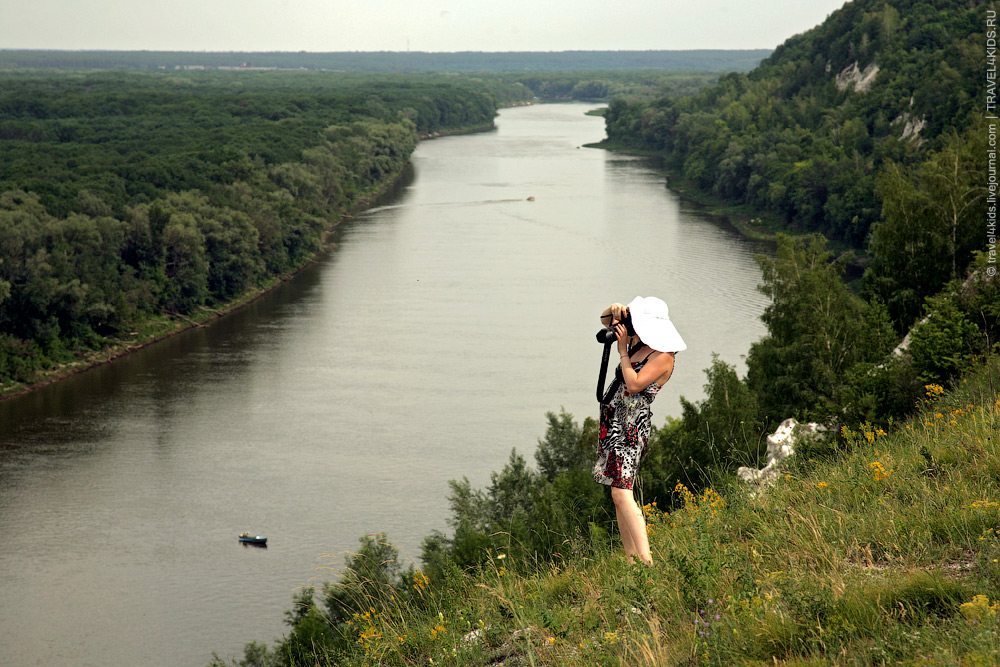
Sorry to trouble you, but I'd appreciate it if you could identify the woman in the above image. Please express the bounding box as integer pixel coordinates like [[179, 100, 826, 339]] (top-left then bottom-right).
[[594, 296, 686, 565]]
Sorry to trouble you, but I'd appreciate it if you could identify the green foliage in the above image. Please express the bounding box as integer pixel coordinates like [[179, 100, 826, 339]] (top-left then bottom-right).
[[535, 408, 588, 481], [908, 292, 981, 384], [845, 252, 1000, 425], [497, 71, 724, 103], [642, 355, 765, 504], [0, 70, 502, 389], [746, 234, 896, 422], [324, 533, 415, 626], [604, 0, 983, 248], [865, 122, 988, 331], [207, 641, 281, 667], [421, 412, 612, 578]]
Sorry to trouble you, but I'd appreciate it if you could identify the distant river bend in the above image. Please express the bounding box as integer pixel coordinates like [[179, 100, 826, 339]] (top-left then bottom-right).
[[0, 102, 770, 667]]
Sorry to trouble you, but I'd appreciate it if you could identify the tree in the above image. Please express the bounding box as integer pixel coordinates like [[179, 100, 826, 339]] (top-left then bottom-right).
[[534, 408, 585, 481], [323, 533, 410, 625], [641, 355, 763, 503], [865, 125, 987, 331], [746, 234, 895, 422], [161, 212, 208, 313]]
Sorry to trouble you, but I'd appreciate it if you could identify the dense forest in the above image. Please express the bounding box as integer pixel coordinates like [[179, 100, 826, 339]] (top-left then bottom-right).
[[0, 71, 521, 390], [492, 70, 723, 103], [0, 49, 770, 73]]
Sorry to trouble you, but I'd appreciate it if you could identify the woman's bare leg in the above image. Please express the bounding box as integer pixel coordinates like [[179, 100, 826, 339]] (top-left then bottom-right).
[[614, 501, 638, 562], [611, 487, 652, 565]]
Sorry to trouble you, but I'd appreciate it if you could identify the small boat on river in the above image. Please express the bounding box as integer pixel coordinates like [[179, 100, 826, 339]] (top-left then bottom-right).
[[238, 532, 267, 545]]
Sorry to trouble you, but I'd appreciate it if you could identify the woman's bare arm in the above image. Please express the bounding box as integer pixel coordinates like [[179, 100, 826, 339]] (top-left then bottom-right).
[[620, 350, 674, 393]]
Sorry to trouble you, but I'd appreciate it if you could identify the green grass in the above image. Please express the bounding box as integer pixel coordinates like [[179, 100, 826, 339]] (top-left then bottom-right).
[[306, 357, 1000, 666]]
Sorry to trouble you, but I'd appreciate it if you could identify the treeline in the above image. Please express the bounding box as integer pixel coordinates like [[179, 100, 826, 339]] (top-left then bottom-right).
[[0, 71, 521, 389], [496, 70, 722, 103], [0, 49, 771, 73]]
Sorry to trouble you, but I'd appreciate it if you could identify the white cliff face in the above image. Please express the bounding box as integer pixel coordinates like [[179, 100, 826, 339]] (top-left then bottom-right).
[[899, 114, 927, 143], [737, 418, 827, 495], [835, 61, 880, 92]]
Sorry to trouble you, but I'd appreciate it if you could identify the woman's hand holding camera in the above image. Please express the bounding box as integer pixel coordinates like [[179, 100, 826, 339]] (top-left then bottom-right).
[[616, 323, 631, 359], [609, 303, 631, 359], [609, 303, 628, 323]]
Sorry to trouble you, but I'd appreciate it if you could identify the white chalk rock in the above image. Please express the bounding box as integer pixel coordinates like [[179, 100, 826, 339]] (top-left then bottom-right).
[[737, 418, 826, 495]]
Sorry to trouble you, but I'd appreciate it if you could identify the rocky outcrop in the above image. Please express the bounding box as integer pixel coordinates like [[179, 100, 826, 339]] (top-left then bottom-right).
[[899, 114, 927, 143], [737, 418, 827, 495], [835, 61, 879, 93]]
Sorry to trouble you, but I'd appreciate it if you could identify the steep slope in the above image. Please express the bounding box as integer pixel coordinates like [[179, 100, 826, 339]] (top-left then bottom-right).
[[605, 0, 985, 247]]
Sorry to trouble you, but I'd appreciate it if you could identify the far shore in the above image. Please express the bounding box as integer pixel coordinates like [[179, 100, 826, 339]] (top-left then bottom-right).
[[0, 120, 502, 404]]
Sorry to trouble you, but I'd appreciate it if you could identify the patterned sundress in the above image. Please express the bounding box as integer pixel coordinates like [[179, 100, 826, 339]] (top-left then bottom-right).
[[593, 352, 663, 490]]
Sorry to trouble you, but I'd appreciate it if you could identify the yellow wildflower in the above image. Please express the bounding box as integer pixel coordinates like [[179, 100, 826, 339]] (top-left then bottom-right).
[[869, 461, 890, 481], [959, 595, 1000, 622]]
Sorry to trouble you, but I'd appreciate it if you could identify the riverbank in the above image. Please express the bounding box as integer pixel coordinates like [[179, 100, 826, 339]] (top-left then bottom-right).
[[587, 139, 789, 241], [0, 165, 419, 403], [588, 138, 867, 271], [418, 122, 497, 140], [0, 115, 514, 404]]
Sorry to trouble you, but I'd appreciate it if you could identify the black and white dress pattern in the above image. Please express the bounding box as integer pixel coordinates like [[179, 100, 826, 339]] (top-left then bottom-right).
[[593, 354, 662, 490]]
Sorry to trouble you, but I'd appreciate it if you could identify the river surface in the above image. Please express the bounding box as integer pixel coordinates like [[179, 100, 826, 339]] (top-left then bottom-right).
[[0, 102, 770, 666]]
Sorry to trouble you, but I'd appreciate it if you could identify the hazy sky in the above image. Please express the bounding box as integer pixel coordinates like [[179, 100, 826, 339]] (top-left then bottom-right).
[[1, 0, 849, 52]]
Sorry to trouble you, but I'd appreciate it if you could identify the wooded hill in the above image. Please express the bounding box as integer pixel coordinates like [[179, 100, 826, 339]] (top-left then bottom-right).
[[605, 0, 988, 332]]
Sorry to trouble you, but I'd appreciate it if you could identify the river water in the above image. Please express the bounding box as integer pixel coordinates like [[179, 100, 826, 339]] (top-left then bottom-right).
[[0, 102, 770, 666]]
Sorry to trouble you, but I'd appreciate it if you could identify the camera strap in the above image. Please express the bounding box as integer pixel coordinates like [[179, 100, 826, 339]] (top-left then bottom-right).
[[597, 343, 652, 405], [597, 340, 615, 404]]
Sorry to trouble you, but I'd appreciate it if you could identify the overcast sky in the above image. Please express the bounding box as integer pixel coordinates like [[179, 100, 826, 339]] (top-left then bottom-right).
[[1, 0, 849, 52]]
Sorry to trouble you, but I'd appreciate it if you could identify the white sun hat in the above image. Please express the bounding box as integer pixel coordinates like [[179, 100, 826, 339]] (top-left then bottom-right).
[[627, 296, 687, 353]]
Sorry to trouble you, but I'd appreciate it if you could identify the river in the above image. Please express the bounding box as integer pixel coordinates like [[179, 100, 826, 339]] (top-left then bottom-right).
[[0, 102, 770, 666]]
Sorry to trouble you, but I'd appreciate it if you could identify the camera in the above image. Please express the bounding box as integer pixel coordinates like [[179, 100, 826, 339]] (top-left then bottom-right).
[[596, 311, 636, 344]]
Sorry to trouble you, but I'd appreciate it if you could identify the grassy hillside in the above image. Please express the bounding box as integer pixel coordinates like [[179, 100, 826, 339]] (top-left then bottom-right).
[[228, 356, 1000, 666]]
